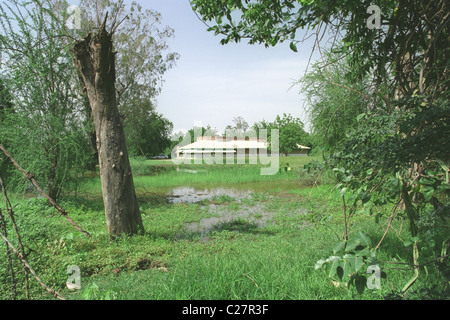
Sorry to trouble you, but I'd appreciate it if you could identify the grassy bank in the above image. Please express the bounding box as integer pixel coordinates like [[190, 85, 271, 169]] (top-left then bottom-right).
[[0, 156, 441, 300], [80, 156, 322, 193]]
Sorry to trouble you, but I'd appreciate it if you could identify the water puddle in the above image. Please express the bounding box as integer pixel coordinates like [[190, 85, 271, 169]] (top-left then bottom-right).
[[184, 203, 270, 236], [165, 187, 253, 204], [162, 180, 302, 204], [182, 203, 308, 239], [175, 167, 207, 174]]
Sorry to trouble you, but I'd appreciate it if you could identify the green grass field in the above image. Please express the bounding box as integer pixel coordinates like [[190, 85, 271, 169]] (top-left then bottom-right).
[[0, 155, 440, 300]]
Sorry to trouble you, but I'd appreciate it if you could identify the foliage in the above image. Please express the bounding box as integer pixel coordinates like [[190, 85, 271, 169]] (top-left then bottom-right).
[[81, 282, 118, 300], [297, 52, 371, 152], [224, 116, 249, 135], [191, 0, 448, 98], [0, 0, 92, 199], [330, 94, 450, 222], [327, 94, 450, 295], [79, 0, 179, 105], [192, 0, 450, 297], [315, 231, 379, 293], [0, 79, 13, 121], [76, 0, 179, 158], [0, 163, 413, 299], [0, 0, 178, 196], [253, 113, 310, 155], [124, 100, 173, 158], [184, 125, 219, 143]]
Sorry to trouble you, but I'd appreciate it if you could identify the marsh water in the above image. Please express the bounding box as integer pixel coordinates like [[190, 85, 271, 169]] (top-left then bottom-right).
[[165, 186, 252, 204], [134, 177, 306, 239], [159, 180, 306, 239], [27, 163, 307, 238]]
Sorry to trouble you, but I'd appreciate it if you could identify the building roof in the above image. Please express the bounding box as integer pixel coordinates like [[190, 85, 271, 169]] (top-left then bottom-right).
[[176, 137, 310, 152], [178, 137, 268, 151]]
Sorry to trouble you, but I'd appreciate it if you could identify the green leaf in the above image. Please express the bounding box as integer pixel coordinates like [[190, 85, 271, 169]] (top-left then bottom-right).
[[355, 256, 364, 272], [422, 185, 434, 202], [328, 258, 342, 278], [354, 247, 371, 258], [345, 231, 371, 252], [344, 253, 364, 273], [355, 231, 371, 247], [339, 187, 348, 197], [332, 240, 346, 254], [333, 167, 346, 174], [289, 41, 298, 52], [404, 236, 420, 247], [342, 174, 353, 182], [420, 177, 436, 185], [314, 259, 326, 270], [341, 256, 354, 278]]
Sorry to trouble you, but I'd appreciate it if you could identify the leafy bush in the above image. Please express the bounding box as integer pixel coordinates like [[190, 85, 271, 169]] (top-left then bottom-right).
[[315, 231, 380, 294]]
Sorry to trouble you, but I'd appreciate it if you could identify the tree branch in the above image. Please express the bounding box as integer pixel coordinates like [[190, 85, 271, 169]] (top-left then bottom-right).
[[0, 231, 65, 300], [0, 143, 92, 237]]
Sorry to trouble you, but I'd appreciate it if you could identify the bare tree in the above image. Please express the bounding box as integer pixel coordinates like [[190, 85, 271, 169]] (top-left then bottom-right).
[[73, 15, 144, 236], [231, 116, 249, 134], [76, 0, 179, 165]]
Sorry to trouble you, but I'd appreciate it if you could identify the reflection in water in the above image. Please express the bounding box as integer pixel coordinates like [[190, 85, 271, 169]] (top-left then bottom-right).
[[184, 203, 270, 236], [164, 184, 308, 239], [166, 187, 252, 204], [182, 203, 308, 239]]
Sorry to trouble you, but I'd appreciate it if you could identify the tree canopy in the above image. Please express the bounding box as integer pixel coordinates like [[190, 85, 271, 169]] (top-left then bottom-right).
[[191, 0, 448, 98], [253, 113, 309, 155]]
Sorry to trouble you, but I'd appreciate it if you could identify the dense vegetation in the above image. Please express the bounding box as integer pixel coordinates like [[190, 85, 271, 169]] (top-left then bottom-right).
[[0, 0, 448, 301], [192, 0, 450, 298], [2, 157, 446, 300]]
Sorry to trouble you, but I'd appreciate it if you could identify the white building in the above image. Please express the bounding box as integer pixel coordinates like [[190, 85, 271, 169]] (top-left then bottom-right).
[[175, 136, 268, 160]]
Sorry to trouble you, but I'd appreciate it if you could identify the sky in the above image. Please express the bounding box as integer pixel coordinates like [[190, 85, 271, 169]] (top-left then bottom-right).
[[75, 0, 320, 135], [139, 0, 321, 135]]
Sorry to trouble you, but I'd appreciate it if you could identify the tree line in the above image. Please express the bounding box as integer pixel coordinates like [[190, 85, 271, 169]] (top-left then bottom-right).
[[169, 113, 311, 157]]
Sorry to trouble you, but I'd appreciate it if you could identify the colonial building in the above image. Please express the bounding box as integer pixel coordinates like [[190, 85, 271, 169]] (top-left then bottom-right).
[[175, 136, 311, 159], [175, 136, 268, 160]]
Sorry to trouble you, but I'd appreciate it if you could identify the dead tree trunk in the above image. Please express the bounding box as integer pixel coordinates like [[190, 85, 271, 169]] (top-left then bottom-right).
[[72, 18, 144, 236]]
